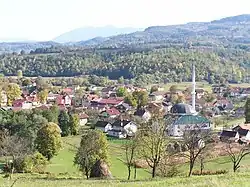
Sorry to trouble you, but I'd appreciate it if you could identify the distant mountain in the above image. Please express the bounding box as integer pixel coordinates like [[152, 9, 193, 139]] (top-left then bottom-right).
[[53, 26, 143, 43], [74, 14, 250, 48]]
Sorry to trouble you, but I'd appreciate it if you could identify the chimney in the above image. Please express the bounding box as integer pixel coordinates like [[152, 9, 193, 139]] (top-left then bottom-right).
[[191, 63, 196, 112]]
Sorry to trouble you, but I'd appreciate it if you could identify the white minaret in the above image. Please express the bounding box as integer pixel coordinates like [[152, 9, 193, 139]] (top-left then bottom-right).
[[191, 63, 196, 112]]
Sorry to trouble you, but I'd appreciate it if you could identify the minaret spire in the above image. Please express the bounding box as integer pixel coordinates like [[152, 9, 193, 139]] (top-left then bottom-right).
[[191, 63, 196, 112]]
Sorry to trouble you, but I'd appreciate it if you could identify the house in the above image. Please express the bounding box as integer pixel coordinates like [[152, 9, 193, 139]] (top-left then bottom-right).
[[147, 102, 165, 114], [47, 92, 59, 103], [107, 120, 137, 138], [134, 108, 151, 121], [97, 98, 123, 107], [232, 124, 250, 143], [229, 87, 241, 97], [25, 96, 39, 106], [78, 113, 89, 126], [12, 99, 33, 109], [195, 88, 205, 99], [99, 108, 121, 118], [220, 130, 239, 142], [95, 121, 112, 133], [115, 103, 132, 113], [56, 95, 72, 106], [62, 88, 74, 97], [214, 99, 234, 112], [101, 86, 117, 98], [149, 91, 166, 101]]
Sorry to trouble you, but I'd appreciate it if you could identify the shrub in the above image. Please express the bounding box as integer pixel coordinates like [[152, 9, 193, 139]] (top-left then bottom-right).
[[192, 169, 228, 176], [31, 152, 48, 173], [14, 156, 33, 173], [12, 152, 48, 173]]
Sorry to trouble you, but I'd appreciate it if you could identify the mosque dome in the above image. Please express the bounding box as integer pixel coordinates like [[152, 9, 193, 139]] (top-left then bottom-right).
[[170, 103, 196, 115]]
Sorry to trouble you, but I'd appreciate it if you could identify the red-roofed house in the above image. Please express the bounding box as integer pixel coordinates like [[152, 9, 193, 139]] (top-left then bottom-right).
[[100, 107, 121, 118], [56, 95, 72, 106], [12, 99, 32, 109], [97, 98, 123, 106], [63, 88, 74, 96], [78, 113, 89, 126]]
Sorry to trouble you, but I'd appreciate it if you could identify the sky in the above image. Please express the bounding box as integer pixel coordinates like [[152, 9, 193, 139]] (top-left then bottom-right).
[[0, 0, 250, 41]]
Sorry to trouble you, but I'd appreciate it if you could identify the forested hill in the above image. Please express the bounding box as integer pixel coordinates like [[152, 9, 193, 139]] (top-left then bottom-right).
[[80, 14, 250, 49], [0, 15, 250, 85]]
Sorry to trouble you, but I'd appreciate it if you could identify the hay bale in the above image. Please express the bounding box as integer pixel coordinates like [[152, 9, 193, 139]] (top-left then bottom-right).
[[90, 160, 112, 179]]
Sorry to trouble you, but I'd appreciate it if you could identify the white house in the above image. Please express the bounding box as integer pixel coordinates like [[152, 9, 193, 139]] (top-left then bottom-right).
[[95, 121, 112, 133], [78, 113, 89, 126], [149, 91, 165, 102], [107, 120, 137, 138], [134, 109, 151, 122]]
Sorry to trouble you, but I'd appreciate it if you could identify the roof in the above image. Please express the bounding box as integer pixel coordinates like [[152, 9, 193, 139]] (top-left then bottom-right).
[[170, 103, 195, 115], [106, 108, 120, 116], [98, 98, 123, 105], [220, 130, 238, 138], [63, 88, 73, 94], [150, 91, 166, 96], [95, 121, 111, 127], [112, 120, 131, 127], [195, 88, 205, 93], [238, 128, 249, 136], [134, 108, 148, 117], [173, 115, 210, 125], [239, 124, 250, 130]]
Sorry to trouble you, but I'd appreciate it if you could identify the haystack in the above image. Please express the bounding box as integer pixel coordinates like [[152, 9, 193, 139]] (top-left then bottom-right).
[[90, 159, 112, 179]]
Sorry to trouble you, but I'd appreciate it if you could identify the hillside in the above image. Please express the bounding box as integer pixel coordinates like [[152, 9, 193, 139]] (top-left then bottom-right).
[[78, 14, 250, 48], [53, 26, 143, 43]]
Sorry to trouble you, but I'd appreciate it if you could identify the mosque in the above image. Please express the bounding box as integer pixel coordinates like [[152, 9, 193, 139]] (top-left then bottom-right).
[[166, 64, 212, 137]]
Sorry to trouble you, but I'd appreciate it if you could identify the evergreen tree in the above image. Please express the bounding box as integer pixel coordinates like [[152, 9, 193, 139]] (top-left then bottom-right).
[[69, 113, 80, 135], [58, 110, 70, 137], [245, 97, 250, 123]]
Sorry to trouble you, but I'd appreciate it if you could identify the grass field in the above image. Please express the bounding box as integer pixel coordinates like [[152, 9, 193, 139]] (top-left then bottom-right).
[[2, 135, 250, 186]]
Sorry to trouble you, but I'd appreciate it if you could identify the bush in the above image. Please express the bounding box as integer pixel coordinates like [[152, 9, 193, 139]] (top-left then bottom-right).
[[14, 156, 33, 173], [192, 169, 228, 176], [13, 152, 48, 173], [31, 152, 48, 173]]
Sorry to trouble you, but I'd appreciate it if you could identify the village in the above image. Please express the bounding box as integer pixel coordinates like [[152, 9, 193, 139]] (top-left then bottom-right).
[[0, 74, 249, 142]]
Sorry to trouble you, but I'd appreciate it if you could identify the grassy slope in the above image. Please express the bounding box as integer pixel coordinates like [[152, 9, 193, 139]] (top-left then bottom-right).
[[1, 173, 250, 187], [2, 133, 250, 186]]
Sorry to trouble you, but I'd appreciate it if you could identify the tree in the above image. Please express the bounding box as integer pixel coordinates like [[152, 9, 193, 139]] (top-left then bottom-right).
[[138, 116, 169, 178], [6, 83, 22, 106], [224, 141, 250, 172], [124, 94, 137, 108], [35, 122, 62, 161], [116, 87, 127, 97], [150, 85, 158, 93], [181, 127, 211, 177], [58, 111, 70, 137], [22, 78, 31, 86], [169, 85, 178, 94], [0, 133, 32, 178], [176, 95, 186, 104], [132, 91, 148, 109], [69, 113, 80, 135], [123, 136, 138, 180], [38, 89, 48, 104], [17, 70, 23, 78], [118, 76, 124, 84], [245, 97, 250, 123], [74, 130, 109, 179]]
